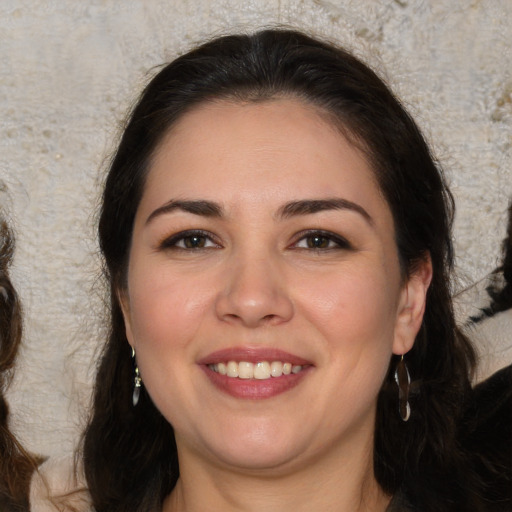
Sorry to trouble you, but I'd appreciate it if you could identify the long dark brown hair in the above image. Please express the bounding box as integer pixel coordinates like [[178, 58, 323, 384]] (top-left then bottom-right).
[[478, 201, 512, 319], [0, 219, 39, 511], [83, 29, 484, 511]]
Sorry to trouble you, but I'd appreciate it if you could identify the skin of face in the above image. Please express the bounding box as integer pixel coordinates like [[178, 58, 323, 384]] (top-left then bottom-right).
[[120, 99, 431, 482]]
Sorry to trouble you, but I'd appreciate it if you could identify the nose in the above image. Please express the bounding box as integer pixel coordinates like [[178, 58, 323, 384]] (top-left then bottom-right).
[[215, 251, 294, 328]]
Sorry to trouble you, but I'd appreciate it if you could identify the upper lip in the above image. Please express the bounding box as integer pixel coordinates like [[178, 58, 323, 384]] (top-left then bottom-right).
[[197, 347, 312, 366]]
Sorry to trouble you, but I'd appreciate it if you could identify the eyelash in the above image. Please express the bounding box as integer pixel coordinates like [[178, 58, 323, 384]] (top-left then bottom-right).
[[292, 230, 352, 251], [158, 229, 351, 252], [158, 230, 220, 251]]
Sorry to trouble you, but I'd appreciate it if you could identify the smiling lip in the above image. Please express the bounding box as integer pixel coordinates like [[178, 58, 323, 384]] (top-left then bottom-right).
[[198, 347, 311, 366], [198, 347, 313, 400]]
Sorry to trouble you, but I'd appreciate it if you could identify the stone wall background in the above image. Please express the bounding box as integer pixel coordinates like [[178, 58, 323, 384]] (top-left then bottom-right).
[[1, 0, 511, 459]]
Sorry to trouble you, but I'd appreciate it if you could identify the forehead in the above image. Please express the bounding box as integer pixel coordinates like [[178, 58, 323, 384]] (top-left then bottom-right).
[[141, 98, 388, 221]]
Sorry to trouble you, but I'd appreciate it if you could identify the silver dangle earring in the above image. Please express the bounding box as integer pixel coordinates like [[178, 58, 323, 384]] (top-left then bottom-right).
[[132, 347, 142, 406], [394, 354, 411, 422]]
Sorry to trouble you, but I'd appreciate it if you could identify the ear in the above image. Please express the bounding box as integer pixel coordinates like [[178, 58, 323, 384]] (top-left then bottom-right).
[[117, 287, 135, 349], [393, 254, 433, 355]]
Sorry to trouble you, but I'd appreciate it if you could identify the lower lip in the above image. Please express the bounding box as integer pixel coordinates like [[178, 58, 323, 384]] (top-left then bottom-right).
[[201, 365, 312, 399]]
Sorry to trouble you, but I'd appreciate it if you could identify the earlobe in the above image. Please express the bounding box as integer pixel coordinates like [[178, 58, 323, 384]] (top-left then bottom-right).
[[393, 255, 433, 355]]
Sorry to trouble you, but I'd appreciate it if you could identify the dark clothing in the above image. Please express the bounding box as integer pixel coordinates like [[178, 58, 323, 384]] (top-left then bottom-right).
[[386, 366, 512, 512], [386, 491, 413, 511], [463, 364, 512, 512]]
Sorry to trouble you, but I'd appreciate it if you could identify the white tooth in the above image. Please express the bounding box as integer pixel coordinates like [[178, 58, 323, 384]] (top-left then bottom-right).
[[254, 361, 271, 380], [270, 361, 283, 377], [217, 362, 227, 375], [292, 365, 302, 374], [283, 363, 292, 375], [238, 361, 254, 379], [226, 361, 239, 378]]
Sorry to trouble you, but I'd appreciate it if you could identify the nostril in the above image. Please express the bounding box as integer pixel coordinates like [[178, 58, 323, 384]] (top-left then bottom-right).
[[224, 313, 241, 322], [214, 270, 294, 327]]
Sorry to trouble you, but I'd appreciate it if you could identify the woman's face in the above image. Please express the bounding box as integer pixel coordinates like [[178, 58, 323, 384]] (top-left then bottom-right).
[[121, 99, 429, 473]]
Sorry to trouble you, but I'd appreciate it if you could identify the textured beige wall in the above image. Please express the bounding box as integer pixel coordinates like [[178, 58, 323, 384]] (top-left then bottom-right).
[[1, 0, 511, 459]]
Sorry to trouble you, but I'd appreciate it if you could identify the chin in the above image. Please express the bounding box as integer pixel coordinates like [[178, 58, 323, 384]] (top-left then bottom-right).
[[211, 445, 302, 473], [199, 421, 309, 472]]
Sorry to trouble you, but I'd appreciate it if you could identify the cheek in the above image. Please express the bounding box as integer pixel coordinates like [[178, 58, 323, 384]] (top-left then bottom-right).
[[297, 265, 400, 344], [294, 262, 400, 397], [127, 267, 214, 355], [126, 271, 215, 424]]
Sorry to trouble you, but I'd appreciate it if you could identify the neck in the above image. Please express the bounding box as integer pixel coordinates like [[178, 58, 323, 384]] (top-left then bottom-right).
[[163, 432, 391, 512]]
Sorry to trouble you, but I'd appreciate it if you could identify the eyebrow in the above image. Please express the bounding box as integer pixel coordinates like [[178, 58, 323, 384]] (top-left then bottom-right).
[[145, 197, 373, 225], [277, 198, 373, 225], [146, 200, 223, 225]]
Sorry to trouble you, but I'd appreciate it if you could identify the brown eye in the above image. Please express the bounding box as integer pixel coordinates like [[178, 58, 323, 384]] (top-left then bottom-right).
[[294, 230, 352, 251], [183, 235, 208, 248], [306, 235, 330, 249], [159, 230, 220, 251]]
